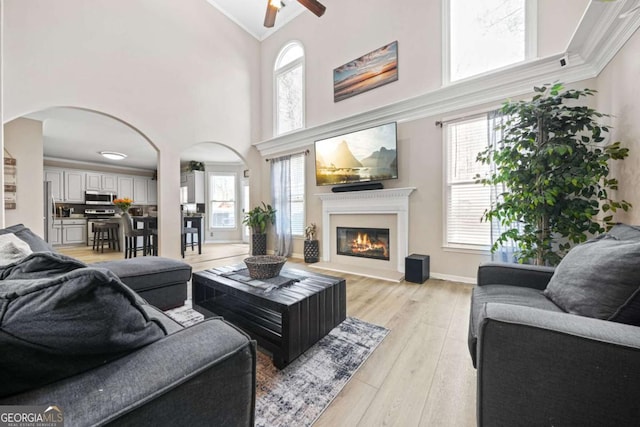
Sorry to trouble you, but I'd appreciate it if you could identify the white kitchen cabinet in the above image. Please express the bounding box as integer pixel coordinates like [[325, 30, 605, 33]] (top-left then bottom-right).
[[62, 223, 86, 244], [85, 172, 102, 191], [147, 179, 157, 204], [133, 177, 148, 205], [180, 171, 205, 204], [118, 176, 134, 200], [87, 172, 118, 193], [50, 223, 62, 245], [64, 171, 85, 203], [102, 174, 118, 192], [51, 219, 86, 245], [44, 168, 64, 202]]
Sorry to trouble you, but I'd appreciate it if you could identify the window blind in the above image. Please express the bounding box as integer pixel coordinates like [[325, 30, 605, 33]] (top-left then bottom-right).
[[445, 116, 491, 248], [289, 154, 305, 236], [209, 174, 236, 229]]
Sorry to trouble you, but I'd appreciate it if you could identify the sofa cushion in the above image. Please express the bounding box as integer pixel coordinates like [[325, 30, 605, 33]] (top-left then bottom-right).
[[94, 257, 192, 293], [469, 284, 563, 366], [543, 234, 640, 324], [0, 252, 166, 397], [0, 224, 54, 252]]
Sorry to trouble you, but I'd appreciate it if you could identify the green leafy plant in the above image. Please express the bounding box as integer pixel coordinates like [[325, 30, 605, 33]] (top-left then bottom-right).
[[242, 202, 276, 234], [476, 83, 631, 266]]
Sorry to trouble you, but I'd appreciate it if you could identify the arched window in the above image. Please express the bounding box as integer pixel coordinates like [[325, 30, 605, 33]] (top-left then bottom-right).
[[274, 42, 305, 136]]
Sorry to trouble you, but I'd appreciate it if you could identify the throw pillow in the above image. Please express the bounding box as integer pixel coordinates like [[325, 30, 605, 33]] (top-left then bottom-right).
[[605, 223, 640, 241], [544, 236, 640, 324], [0, 224, 54, 252], [0, 233, 33, 267], [0, 252, 166, 397]]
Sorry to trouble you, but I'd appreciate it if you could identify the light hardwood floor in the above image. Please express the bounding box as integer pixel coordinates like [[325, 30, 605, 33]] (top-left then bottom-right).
[[59, 244, 477, 426]]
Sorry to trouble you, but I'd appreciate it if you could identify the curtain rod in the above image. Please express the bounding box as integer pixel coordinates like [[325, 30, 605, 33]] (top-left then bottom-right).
[[435, 109, 497, 127], [265, 149, 310, 162]]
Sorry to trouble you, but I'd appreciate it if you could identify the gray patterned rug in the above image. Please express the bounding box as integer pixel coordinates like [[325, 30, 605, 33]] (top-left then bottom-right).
[[165, 305, 389, 427]]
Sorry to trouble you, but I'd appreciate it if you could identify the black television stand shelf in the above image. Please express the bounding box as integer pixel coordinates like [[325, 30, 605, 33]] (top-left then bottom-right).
[[331, 182, 383, 193]]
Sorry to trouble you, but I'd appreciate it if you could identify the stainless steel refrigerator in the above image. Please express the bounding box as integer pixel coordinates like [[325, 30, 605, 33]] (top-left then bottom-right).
[[43, 181, 56, 244]]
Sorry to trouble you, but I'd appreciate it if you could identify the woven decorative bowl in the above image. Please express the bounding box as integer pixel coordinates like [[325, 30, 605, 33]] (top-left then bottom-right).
[[244, 255, 287, 279]]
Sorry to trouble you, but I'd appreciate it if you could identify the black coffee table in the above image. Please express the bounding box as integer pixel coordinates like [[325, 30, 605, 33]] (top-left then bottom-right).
[[192, 265, 346, 368]]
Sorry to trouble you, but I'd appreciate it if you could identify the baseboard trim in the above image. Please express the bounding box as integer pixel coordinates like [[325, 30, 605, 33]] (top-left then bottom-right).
[[429, 272, 476, 285]]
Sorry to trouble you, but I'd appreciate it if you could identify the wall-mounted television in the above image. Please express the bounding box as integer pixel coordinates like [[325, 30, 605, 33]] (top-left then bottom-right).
[[314, 122, 398, 186]]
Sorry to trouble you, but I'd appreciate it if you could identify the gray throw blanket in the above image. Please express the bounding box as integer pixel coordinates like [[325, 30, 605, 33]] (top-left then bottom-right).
[[0, 252, 165, 398]]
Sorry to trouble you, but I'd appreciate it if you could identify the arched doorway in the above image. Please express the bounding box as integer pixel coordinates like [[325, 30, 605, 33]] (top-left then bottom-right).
[[4, 106, 158, 260], [179, 141, 250, 261]]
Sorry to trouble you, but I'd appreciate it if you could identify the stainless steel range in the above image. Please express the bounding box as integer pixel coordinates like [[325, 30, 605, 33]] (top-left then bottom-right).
[[85, 208, 117, 246]]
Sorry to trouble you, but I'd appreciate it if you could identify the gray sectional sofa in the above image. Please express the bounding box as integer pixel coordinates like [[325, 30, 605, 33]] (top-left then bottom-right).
[[0, 224, 256, 426], [469, 224, 640, 426]]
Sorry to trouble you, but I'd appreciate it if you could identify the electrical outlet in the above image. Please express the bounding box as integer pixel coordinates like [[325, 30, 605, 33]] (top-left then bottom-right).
[[210, 231, 213, 237]]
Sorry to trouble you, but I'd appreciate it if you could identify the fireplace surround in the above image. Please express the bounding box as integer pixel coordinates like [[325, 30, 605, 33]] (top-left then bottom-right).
[[315, 187, 416, 277]]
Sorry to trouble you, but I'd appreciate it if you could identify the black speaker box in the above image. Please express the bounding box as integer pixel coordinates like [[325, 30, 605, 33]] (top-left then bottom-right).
[[405, 254, 430, 284], [331, 182, 383, 193]]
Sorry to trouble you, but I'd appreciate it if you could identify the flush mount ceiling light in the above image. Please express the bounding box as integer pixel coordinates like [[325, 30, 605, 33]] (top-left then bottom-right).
[[99, 151, 127, 160]]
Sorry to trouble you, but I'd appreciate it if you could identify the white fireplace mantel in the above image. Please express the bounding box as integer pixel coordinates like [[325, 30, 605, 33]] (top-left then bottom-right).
[[315, 187, 416, 274]]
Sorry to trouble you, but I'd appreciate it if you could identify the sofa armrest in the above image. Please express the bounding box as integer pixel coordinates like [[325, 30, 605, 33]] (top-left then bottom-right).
[[477, 303, 640, 426], [1, 318, 256, 427], [477, 262, 555, 290]]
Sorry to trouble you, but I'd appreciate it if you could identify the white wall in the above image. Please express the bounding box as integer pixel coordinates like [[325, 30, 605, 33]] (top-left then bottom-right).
[[2, 0, 261, 256], [596, 28, 640, 224], [259, 0, 588, 140], [4, 118, 44, 234], [258, 0, 589, 280]]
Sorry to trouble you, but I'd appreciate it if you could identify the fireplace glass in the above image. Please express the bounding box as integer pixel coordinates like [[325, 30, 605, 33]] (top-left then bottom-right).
[[337, 227, 390, 261]]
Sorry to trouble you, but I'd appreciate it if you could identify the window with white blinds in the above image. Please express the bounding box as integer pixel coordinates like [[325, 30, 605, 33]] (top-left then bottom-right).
[[290, 154, 305, 236], [209, 173, 236, 229], [444, 115, 491, 248]]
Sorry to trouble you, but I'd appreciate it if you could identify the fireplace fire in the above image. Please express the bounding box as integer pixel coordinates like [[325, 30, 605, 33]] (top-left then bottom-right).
[[337, 227, 390, 261]]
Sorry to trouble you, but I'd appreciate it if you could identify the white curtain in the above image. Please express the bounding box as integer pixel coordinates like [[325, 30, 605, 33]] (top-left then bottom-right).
[[271, 154, 292, 257], [488, 110, 520, 263]]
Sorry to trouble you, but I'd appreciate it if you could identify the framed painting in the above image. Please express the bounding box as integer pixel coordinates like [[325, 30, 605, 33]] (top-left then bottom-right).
[[333, 41, 398, 102]]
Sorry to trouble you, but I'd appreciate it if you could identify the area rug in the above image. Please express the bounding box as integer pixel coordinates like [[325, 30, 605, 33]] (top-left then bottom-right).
[[165, 305, 389, 427]]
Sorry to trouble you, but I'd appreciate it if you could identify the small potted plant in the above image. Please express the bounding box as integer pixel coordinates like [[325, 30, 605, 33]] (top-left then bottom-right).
[[304, 223, 319, 263], [242, 202, 276, 256]]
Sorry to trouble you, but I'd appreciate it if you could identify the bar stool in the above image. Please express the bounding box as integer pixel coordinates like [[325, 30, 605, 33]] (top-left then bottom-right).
[[122, 212, 146, 258], [181, 213, 198, 258], [92, 222, 120, 253]]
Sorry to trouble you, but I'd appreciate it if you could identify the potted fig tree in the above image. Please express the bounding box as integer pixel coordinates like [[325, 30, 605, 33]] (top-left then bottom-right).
[[242, 202, 276, 256]]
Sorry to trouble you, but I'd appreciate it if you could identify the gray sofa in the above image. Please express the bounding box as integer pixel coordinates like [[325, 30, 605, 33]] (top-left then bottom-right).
[[469, 262, 640, 426], [0, 224, 256, 426]]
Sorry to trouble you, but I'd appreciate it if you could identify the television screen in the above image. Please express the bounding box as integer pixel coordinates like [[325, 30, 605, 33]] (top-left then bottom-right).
[[315, 122, 398, 186]]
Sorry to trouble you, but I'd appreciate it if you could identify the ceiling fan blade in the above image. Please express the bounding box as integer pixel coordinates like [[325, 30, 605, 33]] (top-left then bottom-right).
[[297, 0, 326, 17], [264, 3, 277, 28]]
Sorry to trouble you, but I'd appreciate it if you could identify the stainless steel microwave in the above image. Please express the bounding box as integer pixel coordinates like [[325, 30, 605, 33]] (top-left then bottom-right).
[[85, 191, 117, 205]]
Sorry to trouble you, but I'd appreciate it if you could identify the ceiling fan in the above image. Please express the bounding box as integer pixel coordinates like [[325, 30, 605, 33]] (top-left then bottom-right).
[[264, 0, 326, 28]]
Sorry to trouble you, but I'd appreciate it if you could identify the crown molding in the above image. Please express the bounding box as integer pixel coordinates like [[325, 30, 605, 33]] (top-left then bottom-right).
[[254, 1, 640, 157]]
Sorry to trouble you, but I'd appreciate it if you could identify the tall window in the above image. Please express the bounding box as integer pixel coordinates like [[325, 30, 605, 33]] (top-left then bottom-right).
[[289, 154, 305, 236], [209, 173, 236, 229], [274, 42, 305, 135], [445, 0, 536, 82], [444, 116, 491, 248]]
